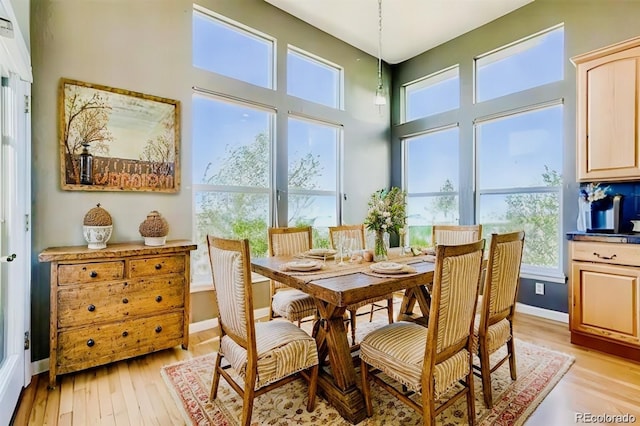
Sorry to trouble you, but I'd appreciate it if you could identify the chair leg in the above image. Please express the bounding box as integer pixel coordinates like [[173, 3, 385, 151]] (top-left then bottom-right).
[[507, 337, 517, 380], [466, 359, 477, 426], [241, 369, 257, 426], [368, 303, 375, 322], [360, 358, 373, 417], [209, 352, 223, 400], [349, 308, 357, 346], [387, 297, 394, 324], [478, 342, 493, 409], [306, 364, 319, 412]]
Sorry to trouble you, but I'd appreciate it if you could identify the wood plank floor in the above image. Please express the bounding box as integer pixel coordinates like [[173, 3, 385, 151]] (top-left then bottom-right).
[[12, 310, 640, 425]]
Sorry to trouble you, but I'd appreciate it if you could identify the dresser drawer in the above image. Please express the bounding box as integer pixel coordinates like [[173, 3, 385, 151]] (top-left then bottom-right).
[[571, 241, 640, 267], [56, 311, 184, 374], [129, 255, 185, 277], [58, 261, 125, 285], [57, 275, 185, 328]]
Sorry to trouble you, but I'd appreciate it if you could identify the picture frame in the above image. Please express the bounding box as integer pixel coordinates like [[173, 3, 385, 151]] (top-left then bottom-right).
[[59, 78, 181, 192]]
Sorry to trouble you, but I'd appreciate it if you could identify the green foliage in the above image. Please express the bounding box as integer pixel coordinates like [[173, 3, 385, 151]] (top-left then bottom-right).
[[433, 179, 456, 221], [364, 187, 407, 234]]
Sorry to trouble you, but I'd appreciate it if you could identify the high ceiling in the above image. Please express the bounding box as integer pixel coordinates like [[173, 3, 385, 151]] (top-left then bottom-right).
[[264, 0, 534, 64]]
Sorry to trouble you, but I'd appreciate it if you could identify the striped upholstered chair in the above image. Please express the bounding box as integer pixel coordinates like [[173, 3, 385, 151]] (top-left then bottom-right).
[[329, 224, 394, 346], [267, 226, 318, 326], [474, 231, 525, 408], [360, 240, 485, 425], [432, 224, 482, 246], [206, 235, 319, 426]]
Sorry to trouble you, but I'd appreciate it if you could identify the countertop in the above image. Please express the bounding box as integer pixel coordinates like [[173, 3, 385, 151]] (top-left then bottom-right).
[[566, 231, 640, 244]]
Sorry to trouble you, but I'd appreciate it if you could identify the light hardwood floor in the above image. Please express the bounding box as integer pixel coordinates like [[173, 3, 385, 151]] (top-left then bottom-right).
[[12, 310, 640, 426]]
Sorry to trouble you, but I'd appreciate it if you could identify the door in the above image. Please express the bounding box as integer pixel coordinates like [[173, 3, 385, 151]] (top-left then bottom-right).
[[0, 75, 31, 425]]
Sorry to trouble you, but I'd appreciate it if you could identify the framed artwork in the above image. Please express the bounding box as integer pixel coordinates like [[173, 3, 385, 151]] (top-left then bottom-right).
[[59, 78, 181, 192]]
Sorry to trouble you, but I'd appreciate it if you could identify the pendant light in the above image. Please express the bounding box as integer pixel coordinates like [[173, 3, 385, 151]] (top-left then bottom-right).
[[374, 0, 387, 106]]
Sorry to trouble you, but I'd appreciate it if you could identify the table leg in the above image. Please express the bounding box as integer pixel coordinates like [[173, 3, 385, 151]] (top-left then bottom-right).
[[313, 300, 367, 424]]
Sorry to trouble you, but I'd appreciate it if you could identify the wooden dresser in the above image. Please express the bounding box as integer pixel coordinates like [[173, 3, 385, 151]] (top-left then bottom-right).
[[39, 240, 197, 388]]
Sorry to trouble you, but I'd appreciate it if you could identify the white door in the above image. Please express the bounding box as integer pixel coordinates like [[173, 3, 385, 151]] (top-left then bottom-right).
[[0, 75, 31, 426]]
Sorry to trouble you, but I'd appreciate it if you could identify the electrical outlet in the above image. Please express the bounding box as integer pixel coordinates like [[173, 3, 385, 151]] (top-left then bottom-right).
[[535, 282, 545, 295]]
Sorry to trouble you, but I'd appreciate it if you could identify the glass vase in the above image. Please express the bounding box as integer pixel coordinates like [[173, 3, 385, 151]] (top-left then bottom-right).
[[373, 230, 389, 262]]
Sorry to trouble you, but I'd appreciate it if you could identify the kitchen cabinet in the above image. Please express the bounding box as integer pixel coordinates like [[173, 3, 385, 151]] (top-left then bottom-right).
[[39, 240, 196, 388], [572, 36, 640, 182], [569, 241, 640, 360]]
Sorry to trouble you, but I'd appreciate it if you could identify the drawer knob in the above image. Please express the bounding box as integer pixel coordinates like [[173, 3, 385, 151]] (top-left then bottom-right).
[[90, 271, 98, 278], [122, 298, 129, 304], [155, 295, 162, 302], [593, 252, 617, 260], [87, 339, 95, 347], [87, 304, 96, 312], [122, 331, 128, 337], [155, 326, 162, 333], [155, 264, 162, 270]]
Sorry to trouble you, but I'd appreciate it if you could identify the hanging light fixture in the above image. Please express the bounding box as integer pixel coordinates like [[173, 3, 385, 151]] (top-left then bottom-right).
[[374, 0, 387, 106]]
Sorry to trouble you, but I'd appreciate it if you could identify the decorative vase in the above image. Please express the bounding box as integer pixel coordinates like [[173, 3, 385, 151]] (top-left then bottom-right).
[[144, 236, 167, 246], [373, 230, 389, 262], [83, 225, 113, 249]]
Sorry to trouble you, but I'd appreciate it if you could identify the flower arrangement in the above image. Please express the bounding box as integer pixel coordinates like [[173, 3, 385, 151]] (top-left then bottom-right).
[[580, 183, 610, 203], [364, 187, 407, 261]]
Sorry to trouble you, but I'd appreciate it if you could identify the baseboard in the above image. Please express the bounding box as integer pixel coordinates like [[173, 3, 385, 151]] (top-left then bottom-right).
[[31, 358, 49, 376], [516, 302, 569, 323]]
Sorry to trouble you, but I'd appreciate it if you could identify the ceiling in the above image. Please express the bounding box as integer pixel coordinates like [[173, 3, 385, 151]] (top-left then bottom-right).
[[264, 0, 534, 64]]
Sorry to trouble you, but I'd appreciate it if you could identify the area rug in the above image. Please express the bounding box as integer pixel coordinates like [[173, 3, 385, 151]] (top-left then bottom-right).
[[160, 339, 573, 425]]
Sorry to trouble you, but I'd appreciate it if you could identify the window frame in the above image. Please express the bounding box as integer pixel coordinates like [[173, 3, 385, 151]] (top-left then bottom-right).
[[401, 65, 460, 123]]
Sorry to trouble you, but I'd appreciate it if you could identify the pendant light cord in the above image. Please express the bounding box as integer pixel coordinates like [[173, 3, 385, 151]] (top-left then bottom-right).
[[377, 0, 383, 90]]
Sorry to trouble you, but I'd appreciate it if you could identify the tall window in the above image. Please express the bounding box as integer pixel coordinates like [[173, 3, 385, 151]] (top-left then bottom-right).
[[403, 66, 459, 122], [287, 47, 342, 109], [192, 94, 274, 282], [476, 26, 564, 102], [404, 126, 459, 246], [288, 117, 341, 246], [193, 7, 275, 89], [476, 104, 563, 272]]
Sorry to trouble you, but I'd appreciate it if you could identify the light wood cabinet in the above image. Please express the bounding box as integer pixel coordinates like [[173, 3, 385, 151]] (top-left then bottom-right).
[[569, 241, 640, 360], [572, 36, 640, 181], [39, 240, 196, 388]]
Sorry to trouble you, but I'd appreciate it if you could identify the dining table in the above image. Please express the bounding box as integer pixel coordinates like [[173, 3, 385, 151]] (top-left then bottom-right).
[[250, 247, 436, 424]]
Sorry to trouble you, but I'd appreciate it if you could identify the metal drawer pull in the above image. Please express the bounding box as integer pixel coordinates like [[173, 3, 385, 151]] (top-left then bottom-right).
[[0, 253, 16, 262], [156, 295, 162, 302], [122, 331, 128, 337], [155, 326, 162, 333], [87, 339, 95, 347], [155, 264, 162, 270], [593, 252, 616, 260], [90, 271, 98, 278], [122, 298, 129, 304], [87, 304, 96, 312]]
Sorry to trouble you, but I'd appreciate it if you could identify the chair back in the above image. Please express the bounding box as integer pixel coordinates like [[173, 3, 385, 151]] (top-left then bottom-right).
[[268, 226, 313, 256], [479, 231, 525, 329], [329, 224, 365, 250], [207, 235, 256, 352], [432, 224, 482, 246], [426, 240, 485, 362]]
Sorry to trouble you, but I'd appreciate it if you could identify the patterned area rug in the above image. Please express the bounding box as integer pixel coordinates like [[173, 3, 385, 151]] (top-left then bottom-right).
[[161, 339, 573, 425]]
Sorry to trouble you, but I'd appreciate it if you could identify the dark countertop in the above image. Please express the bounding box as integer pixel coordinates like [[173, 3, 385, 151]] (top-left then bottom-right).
[[566, 231, 640, 244]]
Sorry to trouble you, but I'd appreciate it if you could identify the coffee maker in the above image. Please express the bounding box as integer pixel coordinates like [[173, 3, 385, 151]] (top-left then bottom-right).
[[586, 194, 622, 233]]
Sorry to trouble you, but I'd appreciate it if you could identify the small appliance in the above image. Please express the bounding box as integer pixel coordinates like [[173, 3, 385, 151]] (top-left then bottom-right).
[[586, 194, 622, 233]]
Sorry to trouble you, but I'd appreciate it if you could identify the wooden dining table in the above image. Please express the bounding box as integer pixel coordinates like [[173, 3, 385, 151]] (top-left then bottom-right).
[[250, 248, 435, 424]]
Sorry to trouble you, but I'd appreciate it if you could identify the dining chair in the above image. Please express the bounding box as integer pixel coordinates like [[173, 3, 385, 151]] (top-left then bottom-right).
[[473, 230, 525, 408], [360, 240, 485, 426], [268, 226, 318, 326], [206, 235, 319, 426], [431, 224, 482, 246], [329, 224, 394, 346]]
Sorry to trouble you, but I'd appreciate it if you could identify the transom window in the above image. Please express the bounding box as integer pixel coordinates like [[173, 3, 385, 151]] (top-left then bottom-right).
[[287, 46, 342, 109], [403, 66, 459, 122]]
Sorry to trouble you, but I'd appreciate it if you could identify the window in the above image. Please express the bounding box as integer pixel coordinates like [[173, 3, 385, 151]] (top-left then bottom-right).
[[287, 47, 342, 109], [404, 126, 459, 246], [476, 103, 563, 272], [287, 116, 341, 246], [475, 26, 564, 102], [193, 7, 275, 89], [192, 94, 274, 283], [403, 66, 459, 122]]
